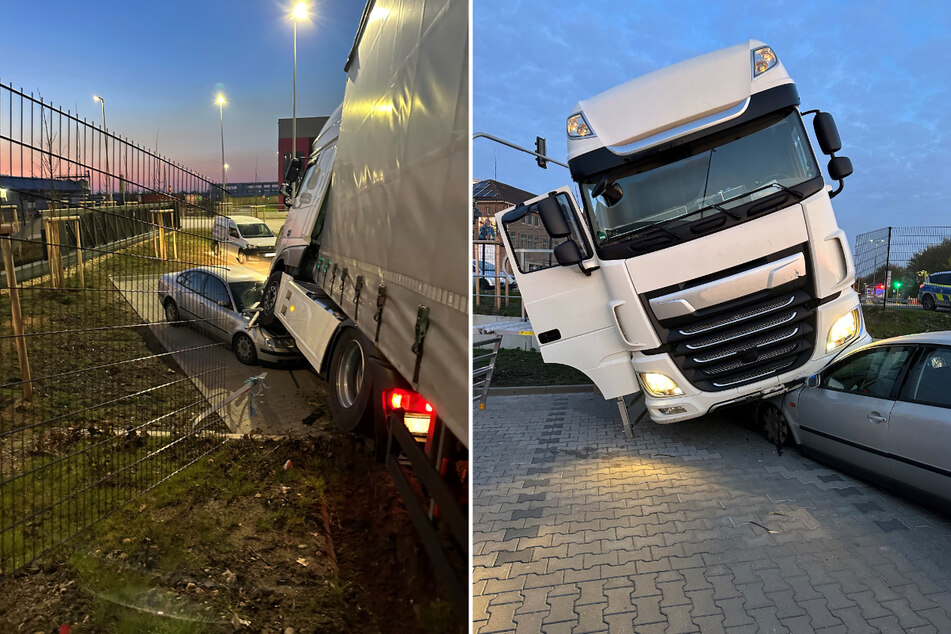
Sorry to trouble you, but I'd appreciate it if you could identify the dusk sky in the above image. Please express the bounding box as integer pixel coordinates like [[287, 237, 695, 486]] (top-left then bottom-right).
[[474, 0, 951, 243], [0, 0, 365, 184]]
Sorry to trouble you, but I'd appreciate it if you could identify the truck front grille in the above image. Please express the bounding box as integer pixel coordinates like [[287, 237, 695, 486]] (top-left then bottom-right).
[[648, 268, 816, 392]]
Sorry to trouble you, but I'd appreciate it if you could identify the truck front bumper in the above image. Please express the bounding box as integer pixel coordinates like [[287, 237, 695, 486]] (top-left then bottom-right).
[[633, 292, 871, 423]]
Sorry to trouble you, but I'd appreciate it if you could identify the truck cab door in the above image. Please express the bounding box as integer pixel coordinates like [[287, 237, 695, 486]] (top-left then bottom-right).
[[495, 187, 639, 398], [281, 142, 337, 250]]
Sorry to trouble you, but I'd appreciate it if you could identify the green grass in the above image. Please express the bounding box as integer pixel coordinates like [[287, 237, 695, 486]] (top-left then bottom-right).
[[476, 347, 592, 387], [862, 304, 951, 339], [7, 439, 357, 633]]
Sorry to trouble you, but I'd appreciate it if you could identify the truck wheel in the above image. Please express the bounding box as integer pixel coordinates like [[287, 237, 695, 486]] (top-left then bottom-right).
[[329, 327, 375, 433], [257, 271, 284, 330], [922, 294, 936, 311]]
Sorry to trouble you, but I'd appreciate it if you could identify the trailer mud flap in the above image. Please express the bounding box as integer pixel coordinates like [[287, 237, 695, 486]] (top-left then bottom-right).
[[385, 412, 466, 618]]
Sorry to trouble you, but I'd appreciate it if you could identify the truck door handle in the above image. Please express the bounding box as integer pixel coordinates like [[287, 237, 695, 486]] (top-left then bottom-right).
[[609, 301, 638, 347], [867, 412, 887, 424]]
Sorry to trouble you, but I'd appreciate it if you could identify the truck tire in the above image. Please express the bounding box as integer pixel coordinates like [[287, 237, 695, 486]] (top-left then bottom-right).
[[328, 327, 376, 433], [256, 270, 284, 330]]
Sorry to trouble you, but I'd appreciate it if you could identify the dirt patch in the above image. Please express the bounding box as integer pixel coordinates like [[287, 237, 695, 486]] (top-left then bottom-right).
[[0, 430, 457, 633]]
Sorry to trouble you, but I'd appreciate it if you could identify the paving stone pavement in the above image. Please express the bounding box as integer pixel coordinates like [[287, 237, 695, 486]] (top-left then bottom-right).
[[473, 393, 951, 633]]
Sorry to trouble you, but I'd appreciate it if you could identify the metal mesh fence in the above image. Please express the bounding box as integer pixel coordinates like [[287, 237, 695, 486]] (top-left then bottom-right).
[[0, 80, 237, 573], [853, 226, 951, 304]]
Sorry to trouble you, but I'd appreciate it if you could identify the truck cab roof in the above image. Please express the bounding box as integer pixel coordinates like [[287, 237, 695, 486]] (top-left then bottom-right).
[[567, 40, 794, 164]]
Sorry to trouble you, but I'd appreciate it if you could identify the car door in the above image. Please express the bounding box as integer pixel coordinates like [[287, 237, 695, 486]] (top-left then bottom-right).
[[796, 345, 915, 481], [175, 271, 205, 329], [495, 187, 639, 398], [888, 345, 951, 504], [197, 273, 234, 342]]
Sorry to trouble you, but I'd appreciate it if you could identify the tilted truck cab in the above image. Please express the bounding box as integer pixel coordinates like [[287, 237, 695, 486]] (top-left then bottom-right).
[[498, 40, 871, 423]]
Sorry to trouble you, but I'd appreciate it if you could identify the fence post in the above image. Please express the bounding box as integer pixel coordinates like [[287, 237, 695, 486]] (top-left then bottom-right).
[[883, 226, 892, 308], [1, 228, 33, 401]]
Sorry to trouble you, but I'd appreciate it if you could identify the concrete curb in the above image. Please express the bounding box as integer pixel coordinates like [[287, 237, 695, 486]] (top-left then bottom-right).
[[487, 384, 597, 396]]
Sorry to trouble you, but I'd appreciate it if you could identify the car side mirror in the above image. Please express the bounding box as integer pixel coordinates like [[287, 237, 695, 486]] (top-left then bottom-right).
[[806, 374, 821, 388], [813, 112, 842, 155], [537, 196, 570, 238]]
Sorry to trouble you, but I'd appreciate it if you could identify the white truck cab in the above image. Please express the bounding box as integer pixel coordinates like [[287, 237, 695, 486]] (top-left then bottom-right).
[[498, 41, 871, 423]]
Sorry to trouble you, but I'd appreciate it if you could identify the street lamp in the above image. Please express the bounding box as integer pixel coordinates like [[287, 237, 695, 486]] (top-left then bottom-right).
[[216, 94, 227, 195], [290, 2, 308, 163], [93, 95, 111, 202]]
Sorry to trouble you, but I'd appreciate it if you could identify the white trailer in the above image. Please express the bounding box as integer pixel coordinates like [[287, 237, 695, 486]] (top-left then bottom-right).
[[259, 0, 467, 613], [497, 41, 871, 425]]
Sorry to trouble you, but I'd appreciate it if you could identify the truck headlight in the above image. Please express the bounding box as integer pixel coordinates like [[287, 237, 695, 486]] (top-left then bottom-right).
[[639, 372, 684, 397], [826, 309, 859, 352], [567, 113, 595, 138], [752, 46, 778, 77]]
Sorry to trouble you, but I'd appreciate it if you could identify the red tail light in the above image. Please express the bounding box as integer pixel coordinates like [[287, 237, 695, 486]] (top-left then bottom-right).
[[383, 388, 435, 437]]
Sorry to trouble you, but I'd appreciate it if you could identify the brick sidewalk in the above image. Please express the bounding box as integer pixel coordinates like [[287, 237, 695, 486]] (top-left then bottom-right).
[[473, 394, 951, 633]]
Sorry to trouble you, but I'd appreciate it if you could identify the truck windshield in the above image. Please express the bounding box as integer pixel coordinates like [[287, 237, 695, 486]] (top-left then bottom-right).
[[580, 110, 821, 245]]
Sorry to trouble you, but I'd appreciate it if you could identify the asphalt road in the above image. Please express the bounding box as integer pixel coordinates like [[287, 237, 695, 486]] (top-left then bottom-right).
[[114, 271, 323, 436], [473, 393, 951, 633]]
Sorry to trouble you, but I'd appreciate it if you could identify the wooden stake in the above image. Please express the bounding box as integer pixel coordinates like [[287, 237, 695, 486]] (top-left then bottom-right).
[[73, 218, 84, 288], [1, 234, 33, 401]]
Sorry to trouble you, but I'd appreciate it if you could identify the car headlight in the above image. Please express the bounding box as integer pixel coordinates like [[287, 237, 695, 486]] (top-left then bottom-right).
[[638, 372, 684, 397], [827, 308, 860, 352]]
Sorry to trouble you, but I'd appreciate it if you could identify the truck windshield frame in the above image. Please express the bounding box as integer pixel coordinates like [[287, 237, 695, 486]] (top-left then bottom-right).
[[579, 109, 823, 258]]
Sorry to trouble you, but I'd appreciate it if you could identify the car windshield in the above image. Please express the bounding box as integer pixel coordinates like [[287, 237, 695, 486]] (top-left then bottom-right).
[[237, 223, 274, 238], [580, 110, 820, 245], [476, 261, 496, 274], [230, 281, 265, 312]]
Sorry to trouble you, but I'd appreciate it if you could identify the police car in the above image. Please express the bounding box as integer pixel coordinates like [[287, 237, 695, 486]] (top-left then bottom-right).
[[919, 271, 951, 311]]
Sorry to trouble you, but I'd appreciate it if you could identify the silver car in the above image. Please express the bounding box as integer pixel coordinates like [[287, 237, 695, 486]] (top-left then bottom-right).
[[157, 266, 298, 365], [769, 332, 951, 510]]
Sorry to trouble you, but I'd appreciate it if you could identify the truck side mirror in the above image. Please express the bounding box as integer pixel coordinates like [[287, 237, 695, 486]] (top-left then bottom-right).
[[554, 239, 583, 267], [828, 156, 853, 181], [813, 112, 842, 155], [283, 156, 303, 184], [537, 196, 571, 238], [805, 374, 820, 388]]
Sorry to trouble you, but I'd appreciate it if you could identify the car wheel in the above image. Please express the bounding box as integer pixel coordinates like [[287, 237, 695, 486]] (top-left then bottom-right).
[[328, 327, 375, 433], [478, 278, 491, 291], [233, 333, 258, 365], [163, 299, 182, 327], [760, 402, 790, 451], [922, 294, 936, 311]]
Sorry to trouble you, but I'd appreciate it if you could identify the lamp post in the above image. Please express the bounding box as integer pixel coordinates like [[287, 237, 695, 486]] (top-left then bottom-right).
[[216, 94, 227, 195], [93, 95, 110, 202], [291, 2, 308, 163]]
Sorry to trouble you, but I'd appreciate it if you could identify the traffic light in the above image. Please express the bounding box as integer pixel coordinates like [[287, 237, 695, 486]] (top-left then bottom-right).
[[893, 280, 903, 289], [877, 284, 884, 290], [535, 136, 548, 169]]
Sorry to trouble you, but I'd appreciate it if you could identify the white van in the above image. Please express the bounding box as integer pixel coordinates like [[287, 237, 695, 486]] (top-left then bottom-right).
[[212, 215, 277, 264]]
